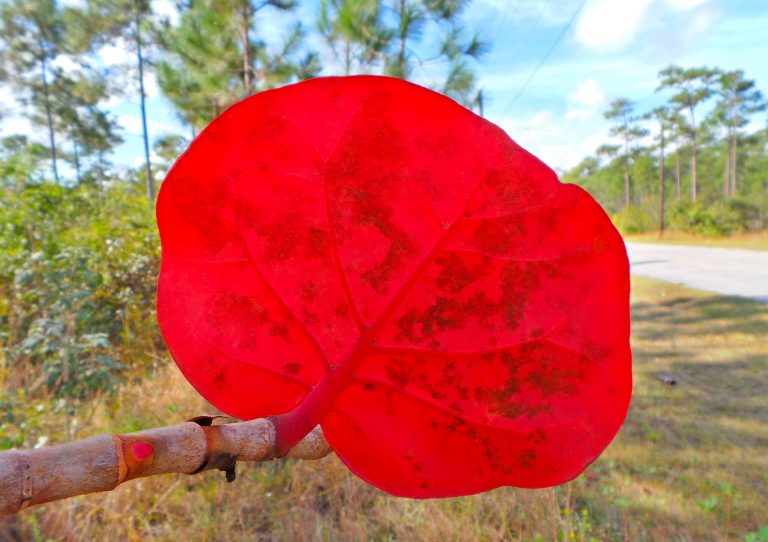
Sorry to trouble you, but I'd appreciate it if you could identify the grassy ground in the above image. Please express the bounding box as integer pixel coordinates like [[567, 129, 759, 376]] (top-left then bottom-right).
[[1, 277, 766, 541], [624, 231, 768, 251]]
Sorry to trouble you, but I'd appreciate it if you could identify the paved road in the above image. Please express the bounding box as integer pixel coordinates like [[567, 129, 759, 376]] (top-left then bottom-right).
[[626, 242, 768, 303]]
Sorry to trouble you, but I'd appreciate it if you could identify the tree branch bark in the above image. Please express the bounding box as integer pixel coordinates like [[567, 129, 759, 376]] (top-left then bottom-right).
[[0, 416, 330, 515]]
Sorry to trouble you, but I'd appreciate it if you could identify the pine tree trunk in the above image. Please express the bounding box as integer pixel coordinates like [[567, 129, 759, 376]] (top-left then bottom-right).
[[624, 132, 631, 207], [135, 4, 154, 201], [477, 90, 484, 117], [731, 132, 738, 195], [39, 56, 60, 184], [398, 0, 407, 76], [73, 141, 80, 183], [730, 92, 738, 195], [675, 151, 681, 199], [240, 3, 252, 95], [724, 138, 730, 197], [690, 106, 697, 203], [658, 126, 665, 237], [623, 166, 630, 208], [344, 41, 351, 75]]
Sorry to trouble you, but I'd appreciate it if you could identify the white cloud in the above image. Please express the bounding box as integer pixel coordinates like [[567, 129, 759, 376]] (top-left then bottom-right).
[[664, 0, 710, 10], [153, 0, 179, 25], [491, 105, 612, 172], [131, 150, 161, 168], [472, 0, 583, 26], [51, 54, 82, 73], [98, 40, 134, 67], [532, 134, 607, 173], [0, 115, 36, 139], [117, 113, 177, 137], [143, 72, 160, 99], [117, 114, 144, 135], [574, 0, 654, 50], [0, 85, 36, 139], [0, 85, 18, 111], [496, 109, 559, 137], [574, 0, 716, 52], [566, 78, 606, 120]]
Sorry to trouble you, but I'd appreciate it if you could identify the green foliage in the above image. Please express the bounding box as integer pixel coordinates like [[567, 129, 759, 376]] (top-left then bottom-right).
[[0, 0, 122, 184], [0, 135, 49, 186], [316, 0, 486, 107], [156, 0, 320, 131], [318, 0, 392, 74], [0, 177, 161, 411], [696, 496, 719, 512], [667, 198, 761, 236], [565, 64, 767, 236], [611, 205, 655, 235], [745, 526, 768, 542]]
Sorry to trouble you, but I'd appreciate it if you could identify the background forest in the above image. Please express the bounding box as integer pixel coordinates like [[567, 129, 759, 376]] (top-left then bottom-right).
[[1, 0, 767, 541]]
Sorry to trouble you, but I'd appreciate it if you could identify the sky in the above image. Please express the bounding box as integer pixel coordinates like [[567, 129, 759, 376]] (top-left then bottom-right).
[[1, 0, 767, 177]]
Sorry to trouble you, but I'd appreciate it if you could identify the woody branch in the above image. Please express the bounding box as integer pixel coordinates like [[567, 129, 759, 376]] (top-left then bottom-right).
[[0, 417, 331, 515]]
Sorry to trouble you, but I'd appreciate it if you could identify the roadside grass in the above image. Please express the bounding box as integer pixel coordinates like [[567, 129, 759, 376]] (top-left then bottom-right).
[[1, 277, 766, 541], [624, 231, 768, 251]]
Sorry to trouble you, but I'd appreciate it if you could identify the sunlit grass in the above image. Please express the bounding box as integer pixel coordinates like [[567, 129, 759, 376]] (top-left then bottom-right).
[[624, 230, 768, 251], [1, 277, 766, 541]]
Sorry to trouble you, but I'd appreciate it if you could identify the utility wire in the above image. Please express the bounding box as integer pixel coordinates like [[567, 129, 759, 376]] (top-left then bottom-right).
[[503, 0, 588, 114]]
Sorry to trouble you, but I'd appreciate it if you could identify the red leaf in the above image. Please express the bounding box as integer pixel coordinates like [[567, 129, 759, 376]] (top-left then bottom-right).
[[156, 76, 632, 497]]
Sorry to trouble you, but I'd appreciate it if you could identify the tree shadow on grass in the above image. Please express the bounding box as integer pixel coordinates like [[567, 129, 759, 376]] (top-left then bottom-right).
[[632, 295, 768, 340]]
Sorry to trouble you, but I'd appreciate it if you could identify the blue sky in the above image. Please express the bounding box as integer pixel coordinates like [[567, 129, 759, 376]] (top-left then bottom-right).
[[1, 0, 766, 176]]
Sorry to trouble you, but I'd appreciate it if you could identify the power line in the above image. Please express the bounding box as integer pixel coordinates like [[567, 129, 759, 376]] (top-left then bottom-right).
[[503, 0, 588, 115]]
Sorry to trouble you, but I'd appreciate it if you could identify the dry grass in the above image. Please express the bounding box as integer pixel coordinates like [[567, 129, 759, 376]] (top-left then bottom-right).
[[1, 277, 766, 541], [624, 231, 768, 251]]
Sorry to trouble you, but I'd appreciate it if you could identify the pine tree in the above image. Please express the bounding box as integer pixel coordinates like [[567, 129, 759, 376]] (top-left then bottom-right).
[[657, 65, 719, 202], [318, 0, 391, 74], [714, 70, 766, 196], [47, 69, 122, 183], [156, 0, 319, 133], [384, 0, 488, 107], [0, 0, 65, 182], [644, 106, 678, 235], [68, 0, 158, 199], [604, 98, 648, 207]]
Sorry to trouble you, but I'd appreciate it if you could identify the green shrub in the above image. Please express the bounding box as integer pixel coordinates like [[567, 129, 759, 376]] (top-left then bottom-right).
[[0, 180, 161, 408], [668, 199, 760, 236], [612, 205, 654, 234]]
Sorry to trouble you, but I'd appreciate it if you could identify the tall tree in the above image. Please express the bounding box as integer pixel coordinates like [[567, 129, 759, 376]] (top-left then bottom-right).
[[384, 0, 487, 106], [604, 98, 648, 207], [657, 65, 719, 202], [67, 0, 157, 199], [666, 113, 687, 200], [156, 0, 319, 133], [318, 0, 391, 74], [48, 69, 123, 183], [715, 70, 766, 196], [437, 21, 488, 105], [0, 0, 65, 183], [644, 106, 677, 235]]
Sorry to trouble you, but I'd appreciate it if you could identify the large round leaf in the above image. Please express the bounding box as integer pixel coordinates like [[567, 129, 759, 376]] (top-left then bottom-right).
[[157, 75, 632, 497]]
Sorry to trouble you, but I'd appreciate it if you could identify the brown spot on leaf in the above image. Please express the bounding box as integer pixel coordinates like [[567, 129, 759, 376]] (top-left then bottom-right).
[[282, 361, 302, 375]]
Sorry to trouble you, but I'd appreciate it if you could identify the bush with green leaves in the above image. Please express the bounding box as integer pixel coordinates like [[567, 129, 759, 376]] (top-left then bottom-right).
[[611, 205, 655, 235], [667, 198, 761, 236], [0, 173, 162, 427]]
